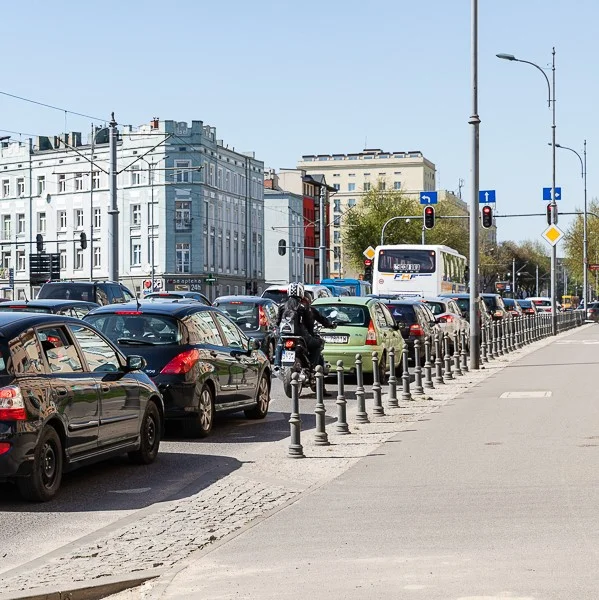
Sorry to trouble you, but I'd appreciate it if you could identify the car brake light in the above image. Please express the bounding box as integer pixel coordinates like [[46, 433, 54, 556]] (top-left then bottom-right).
[[160, 349, 201, 375], [366, 321, 377, 345], [0, 442, 10, 455], [0, 386, 26, 421], [258, 305, 268, 327], [494, 310, 503, 318], [115, 310, 143, 315], [437, 315, 454, 323], [284, 340, 296, 349], [409, 323, 424, 336], [230, 301, 243, 304]]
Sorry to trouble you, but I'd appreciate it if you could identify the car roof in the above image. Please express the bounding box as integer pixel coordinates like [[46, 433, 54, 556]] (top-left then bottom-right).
[[439, 293, 470, 298], [214, 295, 275, 305], [2, 299, 99, 307], [41, 281, 121, 287], [376, 297, 423, 306], [86, 300, 218, 318], [312, 296, 374, 307], [421, 296, 451, 303], [0, 312, 85, 338]]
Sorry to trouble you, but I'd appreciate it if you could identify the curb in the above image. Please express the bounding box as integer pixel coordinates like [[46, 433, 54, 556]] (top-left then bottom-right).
[[0, 570, 163, 600]]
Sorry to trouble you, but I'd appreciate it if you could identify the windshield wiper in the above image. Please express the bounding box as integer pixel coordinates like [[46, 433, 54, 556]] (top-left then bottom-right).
[[116, 338, 157, 346]]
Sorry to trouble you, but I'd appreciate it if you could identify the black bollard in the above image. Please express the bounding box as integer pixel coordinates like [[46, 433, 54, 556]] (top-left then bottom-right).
[[313, 365, 329, 446], [288, 372, 305, 458], [423, 335, 435, 389], [460, 329, 469, 372], [371, 351, 385, 416], [443, 332, 454, 380], [354, 354, 370, 423], [401, 345, 413, 402], [335, 360, 350, 434], [413, 338, 425, 396], [387, 347, 399, 408], [481, 323, 489, 362], [452, 330, 462, 376], [491, 321, 498, 359], [434, 331, 445, 385]]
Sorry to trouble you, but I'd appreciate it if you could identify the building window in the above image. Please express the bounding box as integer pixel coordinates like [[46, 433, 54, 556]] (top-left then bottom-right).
[[333, 183, 340, 191], [394, 181, 401, 190], [130, 239, 142, 266], [175, 201, 191, 230], [74, 173, 83, 191], [1, 251, 10, 269], [75, 209, 84, 229], [333, 231, 341, 243], [334, 261, 341, 272], [17, 178, 24, 196], [37, 176, 45, 196], [74, 248, 84, 270], [348, 183, 355, 191], [92, 171, 100, 189], [131, 204, 141, 226], [37, 212, 46, 233], [348, 198, 356, 207], [363, 182, 371, 192], [58, 210, 67, 230], [1, 215, 10, 240], [334, 199, 341, 213], [176, 243, 190, 273], [93, 247, 101, 268], [93, 207, 101, 229], [16, 250, 25, 272], [130, 168, 142, 186], [59, 249, 67, 270], [58, 174, 66, 192], [175, 160, 192, 183], [17, 214, 25, 234], [1, 180, 9, 198]]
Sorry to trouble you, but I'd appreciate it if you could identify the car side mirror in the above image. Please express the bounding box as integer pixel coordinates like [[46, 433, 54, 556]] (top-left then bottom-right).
[[249, 338, 261, 351], [126, 355, 146, 372]]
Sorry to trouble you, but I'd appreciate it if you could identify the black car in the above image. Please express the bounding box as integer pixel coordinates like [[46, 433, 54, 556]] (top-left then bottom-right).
[[212, 296, 278, 361], [372, 297, 439, 364], [0, 299, 99, 318], [0, 313, 163, 502], [145, 291, 211, 305], [37, 281, 134, 305], [481, 293, 510, 320], [84, 302, 271, 438]]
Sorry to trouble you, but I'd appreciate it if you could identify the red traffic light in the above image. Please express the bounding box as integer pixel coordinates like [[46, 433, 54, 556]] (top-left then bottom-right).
[[364, 259, 372, 266], [481, 205, 493, 228], [423, 206, 435, 229], [546, 203, 558, 225]]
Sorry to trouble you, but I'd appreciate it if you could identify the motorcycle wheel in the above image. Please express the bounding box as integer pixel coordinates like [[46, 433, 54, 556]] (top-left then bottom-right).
[[283, 360, 304, 398]]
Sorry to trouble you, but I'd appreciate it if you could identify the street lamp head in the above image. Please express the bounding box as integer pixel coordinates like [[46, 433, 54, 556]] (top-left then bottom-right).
[[496, 53, 517, 61]]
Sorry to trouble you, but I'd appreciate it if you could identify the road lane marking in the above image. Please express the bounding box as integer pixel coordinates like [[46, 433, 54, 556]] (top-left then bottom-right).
[[500, 391, 552, 399]]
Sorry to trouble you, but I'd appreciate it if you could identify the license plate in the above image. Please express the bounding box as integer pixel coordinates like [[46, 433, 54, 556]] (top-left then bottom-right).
[[322, 334, 349, 344], [281, 350, 296, 363]]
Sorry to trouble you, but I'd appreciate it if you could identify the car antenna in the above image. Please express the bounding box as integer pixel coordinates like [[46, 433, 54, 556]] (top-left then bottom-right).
[[128, 276, 142, 311]]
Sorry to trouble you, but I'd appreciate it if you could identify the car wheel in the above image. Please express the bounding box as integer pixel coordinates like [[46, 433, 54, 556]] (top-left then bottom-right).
[[245, 373, 270, 419], [183, 384, 215, 438], [17, 426, 63, 502], [128, 401, 161, 465]]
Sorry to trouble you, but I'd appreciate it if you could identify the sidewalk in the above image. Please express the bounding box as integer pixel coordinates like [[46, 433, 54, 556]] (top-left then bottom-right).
[[106, 323, 598, 600]]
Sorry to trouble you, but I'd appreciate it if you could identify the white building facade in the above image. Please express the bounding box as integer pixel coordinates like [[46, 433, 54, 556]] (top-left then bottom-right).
[[0, 119, 265, 301]]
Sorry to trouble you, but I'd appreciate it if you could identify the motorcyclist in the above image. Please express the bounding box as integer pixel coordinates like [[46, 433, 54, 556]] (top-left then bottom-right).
[[300, 292, 335, 369]]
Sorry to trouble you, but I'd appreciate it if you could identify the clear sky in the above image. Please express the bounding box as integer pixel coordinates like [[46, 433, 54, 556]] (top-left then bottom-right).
[[1, 0, 596, 246]]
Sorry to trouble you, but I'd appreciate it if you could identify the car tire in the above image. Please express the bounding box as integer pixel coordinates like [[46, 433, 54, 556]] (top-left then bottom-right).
[[17, 426, 63, 502], [245, 373, 270, 419], [128, 401, 161, 465], [183, 384, 215, 438]]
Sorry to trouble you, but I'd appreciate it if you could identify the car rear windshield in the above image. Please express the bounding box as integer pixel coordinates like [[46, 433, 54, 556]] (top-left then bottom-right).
[[385, 304, 417, 325], [0, 306, 52, 313], [453, 298, 469, 314], [85, 314, 182, 345], [422, 301, 445, 316], [518, 300, 532, 308], [313, 304, 370, 326], [503, 298, 516, 307], [262, 290, 288, 304], [532, 299, 551, 307], [38, 283, 95, 302], [215, 302, 261, 330], [482, 296, 500, 311]]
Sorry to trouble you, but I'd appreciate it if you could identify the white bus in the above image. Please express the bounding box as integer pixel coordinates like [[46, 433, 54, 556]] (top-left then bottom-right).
[[372, 244, 467, 297]]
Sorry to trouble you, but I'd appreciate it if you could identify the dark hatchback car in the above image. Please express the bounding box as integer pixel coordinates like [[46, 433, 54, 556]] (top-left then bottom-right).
[[0, 299, 99, 318], [145, 291, 211, 305], [37, 281, 134, 305], [481, 293, 510, 320], [371, 297, 438, 364], [212, 296, 278, 361], [438, 293, 494, 331], [84, 302, 271, 438], [0, 313, 163, 502]]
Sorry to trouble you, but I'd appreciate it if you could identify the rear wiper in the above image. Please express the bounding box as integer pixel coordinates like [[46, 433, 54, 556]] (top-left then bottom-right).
[[116, 338, 157, 346]]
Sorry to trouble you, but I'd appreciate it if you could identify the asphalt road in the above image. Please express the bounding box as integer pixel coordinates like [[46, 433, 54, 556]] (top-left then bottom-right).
[[0, 372, 355, 577]]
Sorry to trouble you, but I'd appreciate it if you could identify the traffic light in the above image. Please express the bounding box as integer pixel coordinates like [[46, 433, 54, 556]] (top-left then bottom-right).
[[423, 206, 435, 230], [36, 234, 43, 252], [278, 239, 286, 256], [481, 205, 493, 229], [80, 232, 87, 249], [364, 258, 373, 282], [546, 203, 558, 225]]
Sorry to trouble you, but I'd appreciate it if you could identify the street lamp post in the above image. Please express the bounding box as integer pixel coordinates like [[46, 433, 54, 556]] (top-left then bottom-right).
[[497, 48, 558, 335], [554, 141, 587, 311]]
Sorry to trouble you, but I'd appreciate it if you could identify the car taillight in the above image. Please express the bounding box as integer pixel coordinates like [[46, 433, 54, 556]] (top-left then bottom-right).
[[258, 306, 268, 327], [115, 310, 143, 315], [160, 349, 201, 375], [366, 321, 377, 345], [409, 323, 424, 336], [0, 442, 10, 455], [437, 315, 454, 323], [284, 339, 296, 349], [494, 310, 503, 318], [0, 386, 26, 421]]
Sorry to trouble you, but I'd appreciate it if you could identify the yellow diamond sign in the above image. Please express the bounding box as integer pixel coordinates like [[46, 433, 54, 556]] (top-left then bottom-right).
[[363, 246, 376, 260], [542, 224, 564, 246]]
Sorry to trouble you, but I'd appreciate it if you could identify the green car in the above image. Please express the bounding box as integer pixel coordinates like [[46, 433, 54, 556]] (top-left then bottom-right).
[[312, 297, 405, 383]]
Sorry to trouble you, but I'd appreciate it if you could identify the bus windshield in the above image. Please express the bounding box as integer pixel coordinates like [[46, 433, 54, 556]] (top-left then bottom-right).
[[377, 249, 436, 274]]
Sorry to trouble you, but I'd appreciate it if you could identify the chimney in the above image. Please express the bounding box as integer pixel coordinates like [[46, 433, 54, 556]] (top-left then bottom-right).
[[151, 117, 159, 129]]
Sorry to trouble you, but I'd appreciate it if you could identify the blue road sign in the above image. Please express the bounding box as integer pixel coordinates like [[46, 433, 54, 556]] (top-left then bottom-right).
[[419, 191, 438, 205], [543, 187, 562, 201], [479, 190, 496, 204]]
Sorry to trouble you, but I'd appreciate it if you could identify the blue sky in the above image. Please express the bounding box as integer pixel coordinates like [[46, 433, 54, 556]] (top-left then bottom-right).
[[1, 0, 596, 246]]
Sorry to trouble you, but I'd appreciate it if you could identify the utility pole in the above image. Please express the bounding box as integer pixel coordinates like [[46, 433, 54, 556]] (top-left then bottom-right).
[[108, 113, 119, 282], [89, 123, 94, 281], [536, 264, 539, 296], [318, 186, 326, 283], [512, 257, 516, 298], [550, 47, 557, 334]]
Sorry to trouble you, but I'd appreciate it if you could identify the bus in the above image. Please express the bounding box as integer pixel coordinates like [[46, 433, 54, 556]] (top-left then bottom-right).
[[372, 244, 467, 297], [320, 278, 372, 297]]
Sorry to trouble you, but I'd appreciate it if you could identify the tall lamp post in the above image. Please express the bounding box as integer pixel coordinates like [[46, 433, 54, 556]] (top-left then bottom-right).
[[497, 48, 558, 335], [553, 141, 587, 311]]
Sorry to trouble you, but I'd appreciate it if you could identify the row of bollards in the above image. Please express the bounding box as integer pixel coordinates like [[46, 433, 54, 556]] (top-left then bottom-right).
[[288, 309, 587, 457]]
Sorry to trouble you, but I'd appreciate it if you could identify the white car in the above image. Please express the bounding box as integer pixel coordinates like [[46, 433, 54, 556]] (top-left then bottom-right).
[[527, 297, 560, 313]]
